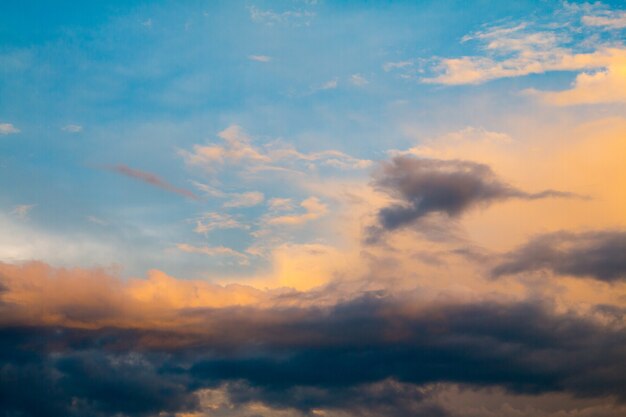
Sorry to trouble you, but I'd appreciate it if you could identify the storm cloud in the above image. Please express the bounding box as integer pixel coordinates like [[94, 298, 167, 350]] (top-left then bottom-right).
[[369, 157, 581, 238], [1, 294, 625, 416], [492, 230, 626, 282]]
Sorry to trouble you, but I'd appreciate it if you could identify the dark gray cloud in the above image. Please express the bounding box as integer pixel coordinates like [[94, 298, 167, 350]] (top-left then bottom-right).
[[1, 296, 625, 416], [492, 230, 626, 282], [368, 157, 581, 240]]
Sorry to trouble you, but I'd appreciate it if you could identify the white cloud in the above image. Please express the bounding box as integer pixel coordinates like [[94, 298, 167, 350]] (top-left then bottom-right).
[[0, 123, 20, 135], [62, 124, 83, 133], [224, 191, 265, 208], [181, 125, 371, 174], [10, 204, 35, 220], [319, 78, 338, 90], [86, 215, 108, 226], [413, 4, 626, 105], [249, 6, 315, 26], [350, 74, 369, 86], [248, 55, 272, 62]]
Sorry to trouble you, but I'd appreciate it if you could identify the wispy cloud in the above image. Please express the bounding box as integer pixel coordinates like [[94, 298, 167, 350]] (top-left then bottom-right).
[[248, 54, 271, 62], [106, 164, 199, 200], [350, 74, 369, 86], [10, 204, 35, 219], [192, 212, 248, 235], [224, 191, 265, 208], [86, 215, 108, 226], [62, 124, 83, 133], [180, 125, 371, 174], [176, 243, 248, 264], [0, 123, 20, 135], [266, 196, 327, 225], [249, 5, 315, 26]]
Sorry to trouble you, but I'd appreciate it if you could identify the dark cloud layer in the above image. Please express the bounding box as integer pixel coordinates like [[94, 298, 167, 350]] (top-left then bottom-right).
[[1, 296, 624, 416], [492, 230, 626, 282], [368, 157, 580, 240]]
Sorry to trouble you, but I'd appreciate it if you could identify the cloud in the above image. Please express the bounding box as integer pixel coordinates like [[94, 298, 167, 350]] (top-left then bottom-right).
[[368, 156, 581, 238], [176, 243, 249, 263], [86, 215, 107, 226], [0, 260, 625, 417], [527, 50, 626, 105], [416, 4, 626, 103], [492, 230, 626, 282], [350, 73, 369, 86], [319, 78, 338, 90], [106, 164, 198, 200], [181, 125, 371, 174], [192, 212, 248, 235], [248, 54, 271, 62], [268, 197, 294, 211], [582, 9, 626, 29], [10, 204, 35, 220], [62, 124, 83, 133], [249, 5, 316, 26], [223, 191, 265, 208], [0, 123, 19, 135], [266, 197, 328, 226]]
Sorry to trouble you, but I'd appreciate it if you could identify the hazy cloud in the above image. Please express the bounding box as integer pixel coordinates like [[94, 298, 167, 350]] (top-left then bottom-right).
[[0, 123, 20, 135]]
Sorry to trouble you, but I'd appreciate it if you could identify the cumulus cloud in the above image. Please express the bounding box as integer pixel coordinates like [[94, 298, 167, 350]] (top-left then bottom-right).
[[105, 164, 199, 200], [492, 230, 626, 282], [368, 156, 580, 239], [0, 123, 20, 135]]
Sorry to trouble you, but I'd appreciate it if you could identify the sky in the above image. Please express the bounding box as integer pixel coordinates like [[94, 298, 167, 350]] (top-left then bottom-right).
[[0, 1, 625, 416]]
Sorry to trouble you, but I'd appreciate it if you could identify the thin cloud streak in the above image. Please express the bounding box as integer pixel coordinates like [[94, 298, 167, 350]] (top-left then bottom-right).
[[106, 164, 199, 200]]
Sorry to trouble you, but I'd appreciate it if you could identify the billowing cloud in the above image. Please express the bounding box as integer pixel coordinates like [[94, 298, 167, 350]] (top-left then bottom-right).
[[369, 156, 580, 238], [493, 230, 626, 282], [106, 164, 199, 200], [0, 261, 625, 417]]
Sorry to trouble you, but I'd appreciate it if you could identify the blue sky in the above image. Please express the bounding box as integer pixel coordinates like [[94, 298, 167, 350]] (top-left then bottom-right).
[[2, 1, 626, 279]]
